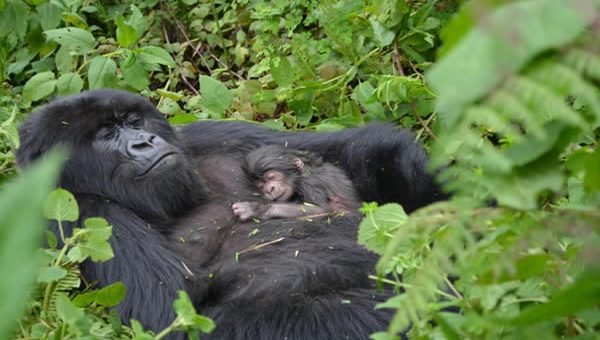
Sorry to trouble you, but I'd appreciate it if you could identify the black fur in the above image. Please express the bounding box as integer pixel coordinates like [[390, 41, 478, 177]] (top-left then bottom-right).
[[17, 89, 444, 339]]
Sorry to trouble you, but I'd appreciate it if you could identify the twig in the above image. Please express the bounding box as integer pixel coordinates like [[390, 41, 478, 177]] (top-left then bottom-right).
[[180, 261, 195, 276], [180, 73, 200, 96], [411, 102, 438, 141], [239, 237, 285, 254], [392, 40, 406, 76]]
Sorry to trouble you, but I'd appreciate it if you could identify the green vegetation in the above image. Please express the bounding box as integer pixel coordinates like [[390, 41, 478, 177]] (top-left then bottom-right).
[[1, 0, 599, 339]]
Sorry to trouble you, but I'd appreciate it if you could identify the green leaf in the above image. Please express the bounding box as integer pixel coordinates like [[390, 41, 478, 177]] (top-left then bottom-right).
[[56, 73, 84, 96], [173, 291, 216, 333], [121, 55, 149, 91], [369, 17, 395, 47], [37, 2, 62, 31], [199, 75, 233, 118], [37, 266, 67, 283], [583, 146, 600, 192], [43, 188, 79, 222], [22, 72, 56, 102], [428, 0, 597, 122], [358, 203, 408, 255], [510, 269, 600, 325], [131, 320, 154, 340], [88, 56, 119, 89], [0, 0, 29, 42], [44, 27, 95, 55], [0, 150, 63, 340], [136, 46, 175, 67], [73, 282, 126, 307], [271, 57, 294, 87], [116, 14, 139, 48], [77, 217, 114, 262]]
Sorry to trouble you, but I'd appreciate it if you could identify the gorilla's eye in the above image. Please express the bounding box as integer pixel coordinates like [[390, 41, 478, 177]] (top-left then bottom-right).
[[97, 125, 116, 140], [125, 115, 142, 126]]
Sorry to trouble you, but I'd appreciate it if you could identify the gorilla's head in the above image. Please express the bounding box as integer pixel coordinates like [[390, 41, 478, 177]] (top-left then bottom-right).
[[17, 90, 205, 220]]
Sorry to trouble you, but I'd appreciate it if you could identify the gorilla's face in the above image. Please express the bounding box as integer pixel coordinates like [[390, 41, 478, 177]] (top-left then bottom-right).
[[92, 112, 182, 180], [17, 90, 206, 220]]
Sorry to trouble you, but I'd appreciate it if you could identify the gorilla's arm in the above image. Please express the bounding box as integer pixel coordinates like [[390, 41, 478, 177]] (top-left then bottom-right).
[[180, 121, 445, 212], [64, 195, 190, 336]]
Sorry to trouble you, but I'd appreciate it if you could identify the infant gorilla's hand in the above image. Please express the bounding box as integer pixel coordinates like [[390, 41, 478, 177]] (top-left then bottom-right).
[[232, 201, 258, 221]]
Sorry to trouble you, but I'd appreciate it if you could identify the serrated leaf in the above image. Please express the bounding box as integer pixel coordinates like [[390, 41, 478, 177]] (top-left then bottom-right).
[[44, 27, 95, 55], [43, 188, 79, 222], [37, 266, 67, 283], [199, 75, 233, 118], [56, 73, 84, 95], [77, 217, 113, 262], [22, 72, 56, 102], [136, 46, 175, 67], [510, 270, 600, 325], [428, 0, 597, 122], [88, 56, 118, 89], [358, 203, 408, 254]]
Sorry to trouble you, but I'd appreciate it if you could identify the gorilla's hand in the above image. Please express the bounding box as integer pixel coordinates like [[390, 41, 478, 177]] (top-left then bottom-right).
[[232, 201, 259, 221]]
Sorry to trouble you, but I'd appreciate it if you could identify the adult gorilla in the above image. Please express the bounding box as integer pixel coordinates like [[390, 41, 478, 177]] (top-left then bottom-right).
[[17, 90, 443, 339]]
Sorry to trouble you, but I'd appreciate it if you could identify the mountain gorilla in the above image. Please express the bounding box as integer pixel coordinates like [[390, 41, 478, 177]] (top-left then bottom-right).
[[16, 89, 443, 339], [233, 145, 361, 221]]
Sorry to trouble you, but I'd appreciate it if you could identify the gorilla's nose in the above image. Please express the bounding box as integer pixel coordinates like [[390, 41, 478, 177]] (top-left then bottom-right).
[[127, 132, 168, 159]]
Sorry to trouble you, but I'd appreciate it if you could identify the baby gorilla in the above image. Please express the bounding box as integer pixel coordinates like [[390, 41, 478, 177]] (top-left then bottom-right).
[[232, 145, 361, 221]]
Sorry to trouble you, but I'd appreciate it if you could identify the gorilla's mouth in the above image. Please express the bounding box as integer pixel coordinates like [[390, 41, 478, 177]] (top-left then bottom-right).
[[136, 152, 178, 178]]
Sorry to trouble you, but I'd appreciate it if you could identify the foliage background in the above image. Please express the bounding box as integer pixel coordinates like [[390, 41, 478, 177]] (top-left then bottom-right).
[[0, 0, 599, 339]]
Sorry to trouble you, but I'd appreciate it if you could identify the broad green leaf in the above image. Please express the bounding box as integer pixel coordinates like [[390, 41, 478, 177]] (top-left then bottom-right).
[[199, 75, 233, 118], [88, 56, 118, 89], [271, 57, 294, 88], [136, 46, 175, 67], [37, 2, 61, 31], [44, 27, 95, 55], [358, 203, 408, 255], [116, 14, 139, 48], [22, 72, 56, 102], [173, 291, 215, 333], [55, 46, 77, 73], [121, 55, 149, 91], [56, 73, 84, 95], [73, 282, 126, 307], [0, 0, 29, 42], [369, 17, 395, 48], [43, 188, 79, 222], [37, 266, 67, 283], [0, 150, 63, 340], [428, 0, 597, 123]]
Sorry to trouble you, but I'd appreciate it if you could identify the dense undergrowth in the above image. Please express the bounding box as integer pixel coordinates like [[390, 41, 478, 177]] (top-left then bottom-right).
[[1, 0, 599, 339]]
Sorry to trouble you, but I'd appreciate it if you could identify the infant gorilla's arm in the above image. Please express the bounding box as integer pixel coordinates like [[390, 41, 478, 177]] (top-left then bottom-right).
[[232, 201, 328, 221]]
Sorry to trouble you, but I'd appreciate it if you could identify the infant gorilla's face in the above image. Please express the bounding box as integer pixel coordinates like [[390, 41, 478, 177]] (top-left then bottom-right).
[[258, 170, 295, 202]]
